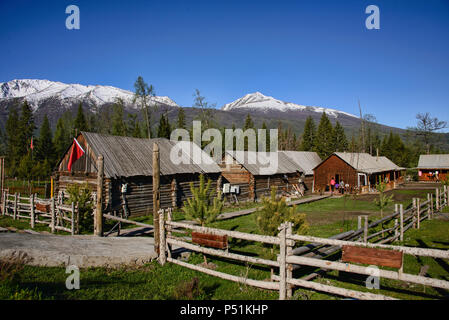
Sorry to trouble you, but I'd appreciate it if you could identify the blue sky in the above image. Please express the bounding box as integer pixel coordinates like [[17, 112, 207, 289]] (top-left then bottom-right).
[[1, 0, 448, 130]]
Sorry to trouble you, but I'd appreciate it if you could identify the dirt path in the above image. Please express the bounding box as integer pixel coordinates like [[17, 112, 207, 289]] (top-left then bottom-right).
[[0, 232, 157, 268]]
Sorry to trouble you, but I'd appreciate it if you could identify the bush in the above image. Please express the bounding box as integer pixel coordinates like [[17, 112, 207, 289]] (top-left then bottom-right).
[[406, 168, 419, 181], [256, 187, 308, 237], [182, 174, 223, 227], [66, 182, 94, 233]]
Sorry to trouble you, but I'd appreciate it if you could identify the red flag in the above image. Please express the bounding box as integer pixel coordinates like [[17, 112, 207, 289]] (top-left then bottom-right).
[[30, 137, 34, 150], [67, 138, 85, 171]]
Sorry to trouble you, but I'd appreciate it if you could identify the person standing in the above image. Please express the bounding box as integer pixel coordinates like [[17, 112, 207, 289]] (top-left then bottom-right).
[[330, 177, 336, 195], [340, 179, 345, 194]]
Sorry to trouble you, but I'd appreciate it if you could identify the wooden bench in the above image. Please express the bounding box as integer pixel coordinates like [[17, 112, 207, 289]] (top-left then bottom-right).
[[342, 245, 403, 269], [192, 232, 228, 250]]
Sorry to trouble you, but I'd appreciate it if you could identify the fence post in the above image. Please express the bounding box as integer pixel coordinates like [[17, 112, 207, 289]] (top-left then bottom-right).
[[13, 192, 18, 220], [357, 216, 362, 242], [51, 197, 55, 233], [95, 155, 104, 237], [430, 193, 433, 218], [416, 198, 421, 229], [286, 222, 293, 299], [30, 193, 35, 229], [158, 209, 166, 266], [363, 215, 368, 243], [153, 143, 161, 255], [278, 223, 287, 300], [394, 219, 398, 238], [427, 194, 431, 220], [444, 186, 449, 206], [435, 188, 440, 211], [2, 191, 6, 216], [71, 202, 75, 236], [412, 198, 417, 229], [399, 204, 404, 241], [167, 208, 173, 258]]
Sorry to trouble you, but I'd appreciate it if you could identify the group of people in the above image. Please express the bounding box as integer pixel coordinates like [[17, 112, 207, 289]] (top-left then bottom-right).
[[428, 171, 440, 182], [329, 177, 349, 195]]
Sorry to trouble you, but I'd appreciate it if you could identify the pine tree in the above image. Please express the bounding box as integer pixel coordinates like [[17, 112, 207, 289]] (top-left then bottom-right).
[[134, 76, 156, 139], [127, 113, 142, 138], [243, 114, 255, 151], [261, 121, 270, 152], [111, 98, 127, 136], [5, 105, 21, 174], [17, 100, 36, 159], [53, 117, 70, 160], [74, 103, 88, 134], [332, 121, 348, 152], [36, 115, 56, 166], [256, 187, 308, 236], [157, 113, 171, 138], [300, 117, 316, 151], [177, 107, 186, 129], [314, 112, 334, 158]]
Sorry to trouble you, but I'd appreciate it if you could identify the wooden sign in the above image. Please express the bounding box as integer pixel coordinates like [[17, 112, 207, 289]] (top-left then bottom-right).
[[35, 202, 50, 213], [192, 232, 228, 250], [342, 245, 403, 269]]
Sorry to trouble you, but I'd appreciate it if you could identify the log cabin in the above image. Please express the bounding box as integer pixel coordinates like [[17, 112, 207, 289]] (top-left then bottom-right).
[[417, 154, 449, 182], [53, 132, 221, 216], [313, 152, 405, 194], [219, 150, 304, 202], [281, 151, 322, 193]]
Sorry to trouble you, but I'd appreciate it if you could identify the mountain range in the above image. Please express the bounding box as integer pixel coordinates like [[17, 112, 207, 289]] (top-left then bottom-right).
[[0, 79, 447, 150]]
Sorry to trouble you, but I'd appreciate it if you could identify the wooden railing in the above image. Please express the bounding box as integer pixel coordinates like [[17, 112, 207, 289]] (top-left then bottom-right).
[[1, 191, 78, 235], [157, 186, 449, 300]]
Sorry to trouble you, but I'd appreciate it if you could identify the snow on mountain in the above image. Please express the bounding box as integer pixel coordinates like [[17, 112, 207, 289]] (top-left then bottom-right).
[[221, 92, 358, 119], [0, 79, 179, 111]]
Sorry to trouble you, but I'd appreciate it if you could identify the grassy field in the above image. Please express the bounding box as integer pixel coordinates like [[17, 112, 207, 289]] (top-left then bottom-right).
[[1, 188, 448, 300]]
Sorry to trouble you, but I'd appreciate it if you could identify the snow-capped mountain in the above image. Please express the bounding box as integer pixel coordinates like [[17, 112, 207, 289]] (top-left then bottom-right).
[[0, 79, 178, 111], [222, 92, 357, 119]]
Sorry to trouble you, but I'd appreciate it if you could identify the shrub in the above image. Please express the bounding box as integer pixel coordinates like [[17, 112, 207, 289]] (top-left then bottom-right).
[[256, 187, 308, 237], [182, 174, 223, 227], [406, 168, 419, 182], [66, 182, 94, 233]]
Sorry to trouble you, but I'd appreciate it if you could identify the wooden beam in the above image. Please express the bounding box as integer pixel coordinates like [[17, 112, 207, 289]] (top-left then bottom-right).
[[153, 143, 160, 255], [287, 255, 449, 290], [167, 257, 280, 291], [94, 155, 104, 237]]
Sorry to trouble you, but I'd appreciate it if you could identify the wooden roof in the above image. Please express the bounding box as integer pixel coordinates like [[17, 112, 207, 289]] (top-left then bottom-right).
[[81, 132, 205, 178], [224, 150, 301, 175], [417, 154, 449, 169], [281, 151, 321, 176], [315, 152, 405, 174]]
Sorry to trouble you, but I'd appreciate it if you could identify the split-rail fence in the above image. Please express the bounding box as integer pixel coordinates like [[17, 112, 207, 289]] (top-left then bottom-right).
[[1, 190, 78, 235], [157, 185, 449, 300]]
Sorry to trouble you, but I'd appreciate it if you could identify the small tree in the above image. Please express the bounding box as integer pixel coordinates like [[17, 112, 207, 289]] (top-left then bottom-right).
[[373, 182, 393, 218], [182, 174, 223, 265], [66, 183, 94, 233], [256, 187, 308, 237], [182, 174, 223, 227]]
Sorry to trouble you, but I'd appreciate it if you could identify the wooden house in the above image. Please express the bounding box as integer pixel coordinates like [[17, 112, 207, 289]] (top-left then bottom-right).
[[53, 132, 221, 216], [313, 152, 405, 194], [417, 154, 449, 182], [219, 151, 303, 201], [281, 151, 322, 193]]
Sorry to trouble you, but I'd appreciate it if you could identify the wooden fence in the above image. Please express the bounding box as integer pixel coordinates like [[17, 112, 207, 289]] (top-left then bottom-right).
[[1, 191, 78, 235], [157, 186, 449, 300]]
